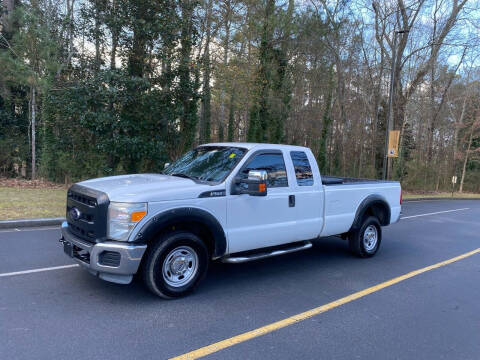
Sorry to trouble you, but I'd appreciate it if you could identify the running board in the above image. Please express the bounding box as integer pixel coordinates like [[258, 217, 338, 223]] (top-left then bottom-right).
[[221, 241, 312, 264]]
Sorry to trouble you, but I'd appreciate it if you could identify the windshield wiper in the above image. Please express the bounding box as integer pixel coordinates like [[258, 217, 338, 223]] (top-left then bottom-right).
[[170, 173, 198, 181]]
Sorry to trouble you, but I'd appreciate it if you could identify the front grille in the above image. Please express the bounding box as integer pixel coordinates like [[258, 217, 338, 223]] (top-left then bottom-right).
[[98, 251, 121, 267], [69, 193, 97, 207], [68, 222, 96, 239], [66, 184, 109, 242]]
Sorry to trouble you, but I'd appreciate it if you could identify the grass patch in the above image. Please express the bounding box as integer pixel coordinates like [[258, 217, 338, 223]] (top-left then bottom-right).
[[0, 187, 67, 220], [403, 192, 480, 200]]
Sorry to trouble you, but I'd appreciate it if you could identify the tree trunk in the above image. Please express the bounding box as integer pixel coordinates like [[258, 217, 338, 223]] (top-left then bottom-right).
[[459, 123, 474, 193], [111, 32, 118, 70], [243, 2, 253, 141], [248, 0, 275, 143], [31, 87, 36, 180], [128, 0, 149, 78], [318, 66, 334, 173], [178, 0, 197, 151], [107, 0, 119, 70], [372, 48, 385, 175], [200, 0, 213, 143], [227, 90, 235, 141], [94, 1, 101, 71], [426, 2, 438, 167], [219, 1, 231, 141], [453, 96, 467, 177], [1, 0, 14, 35]]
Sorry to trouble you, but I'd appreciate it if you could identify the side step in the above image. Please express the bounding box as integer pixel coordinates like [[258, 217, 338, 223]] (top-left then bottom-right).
[[221, 241, 312, 264]]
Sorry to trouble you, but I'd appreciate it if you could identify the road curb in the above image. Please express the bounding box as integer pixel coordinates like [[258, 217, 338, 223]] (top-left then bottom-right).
[[403, 197, 480, 202], [0, 217, 65, 229]]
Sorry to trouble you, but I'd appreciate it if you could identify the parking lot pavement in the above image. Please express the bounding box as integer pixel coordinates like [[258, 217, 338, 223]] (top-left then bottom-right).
[[205, 254, 480, 360], [0, 200, 479, 360]]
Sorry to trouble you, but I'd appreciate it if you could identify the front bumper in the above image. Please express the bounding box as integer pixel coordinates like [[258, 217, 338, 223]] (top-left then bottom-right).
[[60, 222, 146, 284]]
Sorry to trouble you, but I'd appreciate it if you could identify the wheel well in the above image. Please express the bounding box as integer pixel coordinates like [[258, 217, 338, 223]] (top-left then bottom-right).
[[363, 202, 390, 226], [151, 221, 215, 257]]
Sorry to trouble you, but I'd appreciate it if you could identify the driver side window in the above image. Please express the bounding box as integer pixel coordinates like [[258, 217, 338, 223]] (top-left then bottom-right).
[[239, 153, 288, 188]]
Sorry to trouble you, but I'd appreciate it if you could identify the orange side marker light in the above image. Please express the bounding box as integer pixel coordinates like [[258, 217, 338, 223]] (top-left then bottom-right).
[[131, 211, 147, 222]]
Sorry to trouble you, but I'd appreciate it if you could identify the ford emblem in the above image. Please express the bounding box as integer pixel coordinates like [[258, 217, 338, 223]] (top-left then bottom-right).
[[70, 207, 81, 221]]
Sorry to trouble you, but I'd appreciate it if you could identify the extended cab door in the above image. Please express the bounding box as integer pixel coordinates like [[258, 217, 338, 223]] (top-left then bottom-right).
[[226, 150, 297, 254], [287, 150, 324, 240]]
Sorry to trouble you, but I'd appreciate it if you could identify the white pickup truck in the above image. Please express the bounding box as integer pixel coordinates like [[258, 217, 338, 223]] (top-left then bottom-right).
[[60, 143, 402, 298]]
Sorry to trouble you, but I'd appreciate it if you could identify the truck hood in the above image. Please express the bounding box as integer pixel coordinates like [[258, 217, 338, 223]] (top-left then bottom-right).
[[78, 174, 218, 202]]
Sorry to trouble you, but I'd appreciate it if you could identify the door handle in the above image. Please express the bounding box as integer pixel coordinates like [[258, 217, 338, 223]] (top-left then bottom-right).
[[289, 195, 295, 207]]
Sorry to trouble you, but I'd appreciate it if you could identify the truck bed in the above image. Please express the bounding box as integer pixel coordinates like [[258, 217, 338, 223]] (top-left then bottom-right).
[[319, 178, 401, 237], [321, 176, 394, 186]]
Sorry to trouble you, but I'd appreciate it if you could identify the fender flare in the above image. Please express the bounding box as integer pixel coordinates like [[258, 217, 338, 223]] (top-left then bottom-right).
[[133, 207, 227, 258], [350, 194, 391, 231]]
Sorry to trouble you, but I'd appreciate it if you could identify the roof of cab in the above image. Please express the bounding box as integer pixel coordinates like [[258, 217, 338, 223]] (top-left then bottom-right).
[[199, 142, 309, 151]]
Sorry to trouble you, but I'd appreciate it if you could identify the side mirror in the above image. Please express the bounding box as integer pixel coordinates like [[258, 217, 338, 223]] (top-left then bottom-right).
[[233, 170, 268, 196], [164, 162, 170, 169]]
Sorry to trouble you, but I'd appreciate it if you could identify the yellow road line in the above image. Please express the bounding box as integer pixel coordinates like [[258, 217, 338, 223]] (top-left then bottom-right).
[[171, 248, 480, 360]]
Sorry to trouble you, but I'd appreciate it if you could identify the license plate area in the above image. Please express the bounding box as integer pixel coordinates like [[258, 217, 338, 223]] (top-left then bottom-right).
[[63, 242, 90, 264]]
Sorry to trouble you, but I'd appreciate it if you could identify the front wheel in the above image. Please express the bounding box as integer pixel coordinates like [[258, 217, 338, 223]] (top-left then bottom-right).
[[142, 231, 209, 299], [348, 216, 382, 258]]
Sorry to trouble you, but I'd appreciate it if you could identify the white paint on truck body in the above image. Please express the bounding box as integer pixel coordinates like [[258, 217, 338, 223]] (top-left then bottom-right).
[[77, 143, 402, 256], [321, 183, 401, 237]]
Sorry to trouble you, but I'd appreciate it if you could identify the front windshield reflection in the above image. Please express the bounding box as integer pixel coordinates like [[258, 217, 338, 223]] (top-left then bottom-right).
[[163, 146, 247, 182]]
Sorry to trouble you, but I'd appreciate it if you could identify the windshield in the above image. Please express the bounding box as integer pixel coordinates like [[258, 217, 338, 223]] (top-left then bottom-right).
[[163, 146, 247, 182]]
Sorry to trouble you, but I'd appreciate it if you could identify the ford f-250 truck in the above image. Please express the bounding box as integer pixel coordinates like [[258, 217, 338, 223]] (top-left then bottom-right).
[[60, 143, 402, 298]]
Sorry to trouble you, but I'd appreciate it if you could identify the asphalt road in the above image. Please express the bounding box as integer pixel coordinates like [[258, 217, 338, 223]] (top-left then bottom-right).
[[1, 200, 479, 360]]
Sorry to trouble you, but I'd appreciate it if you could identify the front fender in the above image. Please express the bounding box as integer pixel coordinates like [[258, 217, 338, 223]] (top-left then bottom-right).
[[132, 207, 227, 259]]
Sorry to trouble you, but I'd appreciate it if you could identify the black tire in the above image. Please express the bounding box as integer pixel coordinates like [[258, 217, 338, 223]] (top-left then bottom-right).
[[141, 231, 209, 299], [348, 216, 382, 258]]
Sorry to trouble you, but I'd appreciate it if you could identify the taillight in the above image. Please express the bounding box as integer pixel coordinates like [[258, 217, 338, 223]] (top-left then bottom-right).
[[400, 189, 403, 205]]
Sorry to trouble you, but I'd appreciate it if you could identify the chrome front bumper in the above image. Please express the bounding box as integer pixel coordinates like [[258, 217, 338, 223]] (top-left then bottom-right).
[[60, 222, 146, 284]]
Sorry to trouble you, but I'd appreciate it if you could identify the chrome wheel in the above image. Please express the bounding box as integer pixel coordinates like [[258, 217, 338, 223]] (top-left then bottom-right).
[[363, 225, 378, 252], [162, 246, 199, 288]]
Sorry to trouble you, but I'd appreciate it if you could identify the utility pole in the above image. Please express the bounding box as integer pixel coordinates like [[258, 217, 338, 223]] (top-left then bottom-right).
[[383, 30, 408, 180]]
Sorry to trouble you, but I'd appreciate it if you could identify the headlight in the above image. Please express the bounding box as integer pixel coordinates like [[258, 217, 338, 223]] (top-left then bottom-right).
[[107, 202, 147, 241]]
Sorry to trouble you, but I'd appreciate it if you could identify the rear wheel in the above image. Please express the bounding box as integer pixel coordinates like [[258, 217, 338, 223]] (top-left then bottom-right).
[[348, 216, 382, 257], [142, 231, 209, 299]]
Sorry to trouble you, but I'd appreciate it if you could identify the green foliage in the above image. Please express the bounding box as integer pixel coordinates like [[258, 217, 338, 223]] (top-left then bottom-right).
[[40, 70, 178, 181], [0, 95, 29, 176], [177, 0, 199, 152], [248, 0, 291, 144], [1, 0, 202, 182], [0, 0, 478, 194]]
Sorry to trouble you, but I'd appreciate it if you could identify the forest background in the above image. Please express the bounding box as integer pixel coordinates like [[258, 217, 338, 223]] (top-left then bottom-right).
[[1, 0, 480, 194]]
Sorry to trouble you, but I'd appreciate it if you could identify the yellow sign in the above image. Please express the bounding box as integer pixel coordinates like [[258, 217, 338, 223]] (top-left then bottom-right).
[[387, 130, 400, 158]]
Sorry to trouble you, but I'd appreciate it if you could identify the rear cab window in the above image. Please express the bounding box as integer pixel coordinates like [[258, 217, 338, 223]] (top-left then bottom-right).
[[290, 151, 314, 186]]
